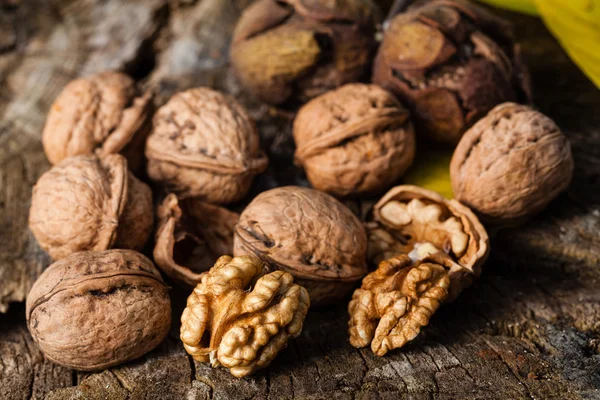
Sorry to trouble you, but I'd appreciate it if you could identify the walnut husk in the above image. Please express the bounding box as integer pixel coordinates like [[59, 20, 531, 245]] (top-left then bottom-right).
[[450, 102, 574, 225], [294, 84, 416, 196], [28, 154, 153, 260], [145, 88, 268, 204], [26, 250, 171, 371]]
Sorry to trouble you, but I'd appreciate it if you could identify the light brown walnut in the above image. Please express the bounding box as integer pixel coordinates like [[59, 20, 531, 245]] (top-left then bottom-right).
[[28, 154, 153, 260], [450, 102, 574, 225], [294, 84, 415, 197], [145, 88, 268, 204], [42, 71, 153, 172], [233, 186, 368, 306], [180, 255, 309, 378]]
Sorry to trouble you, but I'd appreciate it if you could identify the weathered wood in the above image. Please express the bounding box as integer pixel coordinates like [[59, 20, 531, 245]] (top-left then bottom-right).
[[1, 0, 600, 398]]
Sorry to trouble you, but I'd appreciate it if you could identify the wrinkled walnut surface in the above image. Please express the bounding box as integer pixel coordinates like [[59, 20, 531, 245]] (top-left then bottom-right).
[[349, 255, 449, 356], [26, 250, 171, 371], [154, 193, 239, 286], [145, 88, 268, 204], [42, 71, 153, 171], [451, 103, 574, 225], [230, 0, 379, 104], [29, 154, 153, 260], [372, 0, 530, 145], [234, 186, 368, 306], [180, 255, 309, 378], [294, 84, 415, 196]]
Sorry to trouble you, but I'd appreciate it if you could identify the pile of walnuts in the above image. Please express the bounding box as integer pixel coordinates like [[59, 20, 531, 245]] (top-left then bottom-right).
[[26, 0, 573, 380]]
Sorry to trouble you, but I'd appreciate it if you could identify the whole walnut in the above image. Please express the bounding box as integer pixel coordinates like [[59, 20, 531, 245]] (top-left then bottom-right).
[[373, 0, 531, 145], [29, 154, 153, 260], [450, 103, 574, 225], [145, 88, 268, 204], [42, 71, 153, 172], [230, 0, 380, 105], [234, 186, 368, 306], [294, 84, 416, 197], [26, 250, 171, 371]]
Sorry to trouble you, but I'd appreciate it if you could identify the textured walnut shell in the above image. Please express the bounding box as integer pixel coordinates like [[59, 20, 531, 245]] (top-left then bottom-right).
[[29, 154, 153, 260], [368, 185, 489, 300], [233, 186, 368, 306], [154, 193, 239, 286], [145, 88, 268, 204], [450, 103, 574, 225], [26, 250, 171, 371], [42, 71, 153, 172], [230, 0, 380, 105], [294, 84, 416, 196], [372, 0, 531, 145]]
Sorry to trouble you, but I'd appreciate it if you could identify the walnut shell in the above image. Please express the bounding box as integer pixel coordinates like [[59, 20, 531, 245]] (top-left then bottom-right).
[[42, 71, 153, 172], [26, 250, 171, 371], [372, 0, 531, 145], [145, 88, 268, 204], [29, 154, 153, 260], [293, 84, 415, 196], [450, 103, 574, 225], [154, 193, 239, 286], [233, 186, 368, 306], [230, 0, 380, 105]]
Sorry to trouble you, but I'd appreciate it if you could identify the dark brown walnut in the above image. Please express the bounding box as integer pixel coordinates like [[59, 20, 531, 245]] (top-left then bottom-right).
[[154, 193, 239, 286], [230, 0, 380, 105], [42, 71, 153, 172], [29, 154, 153, 260], [234, 186, 368, 306], [372, 0, 531, 145], [26, 250, 171, 371], [450, 102, 574, 225], [294, 83, 416, 196], [145, 88, 268, 204]]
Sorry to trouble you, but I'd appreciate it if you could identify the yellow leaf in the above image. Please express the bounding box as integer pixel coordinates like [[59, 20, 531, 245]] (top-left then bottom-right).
[[403, 149, 453, 199]]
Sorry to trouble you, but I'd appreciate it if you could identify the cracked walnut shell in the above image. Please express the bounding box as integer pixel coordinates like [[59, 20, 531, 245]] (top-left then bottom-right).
[[230, 0, 380, 104], [145, 88, 268, 204], [26, 250, 171, 371], [42, 71, 153, 172], [180, 255, 309, 378], [234, 186, 368, 306], [29, 154, 153, 260], [372, 0, 531, 145], [294, 84, 416, 196], [450, 103, 574, 225]]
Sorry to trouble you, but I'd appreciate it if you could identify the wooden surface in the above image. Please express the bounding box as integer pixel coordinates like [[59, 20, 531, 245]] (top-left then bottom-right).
[[1, 0, 600, 399]]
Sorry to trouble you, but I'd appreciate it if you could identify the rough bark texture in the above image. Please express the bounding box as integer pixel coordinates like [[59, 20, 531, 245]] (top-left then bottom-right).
[[1, 0, 599, 399]]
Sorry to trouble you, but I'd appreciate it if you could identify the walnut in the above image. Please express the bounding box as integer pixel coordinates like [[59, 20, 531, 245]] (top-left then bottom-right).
[[145, 88, 268, 204], [293, 84, 416, 197], [372, 0, 531, 145], [26, 250, 171, 371], [42, 71, 153, 172], [450, 103, 574, 225], [180, 255, 309, 378], [29, 154, 153, 260], [154, 193, 239, 286], [230, 0, 380, 105], [234, 186, 368, 306]]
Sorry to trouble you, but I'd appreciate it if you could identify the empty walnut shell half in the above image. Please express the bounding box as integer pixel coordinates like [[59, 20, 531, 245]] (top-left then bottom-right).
[[450, 103, 574, 225], [234, 186, 368, 306], [26, 250, 171, 371], [373, 0, 531, 145], [230, 0, 380, 105], [42, 71, 153, 172], [181, 255, 309, 378], [29, 154, 153, 260], [154, 193, 239, 286], [145, 88, 268, 204], [294, 84, 416, 196]]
